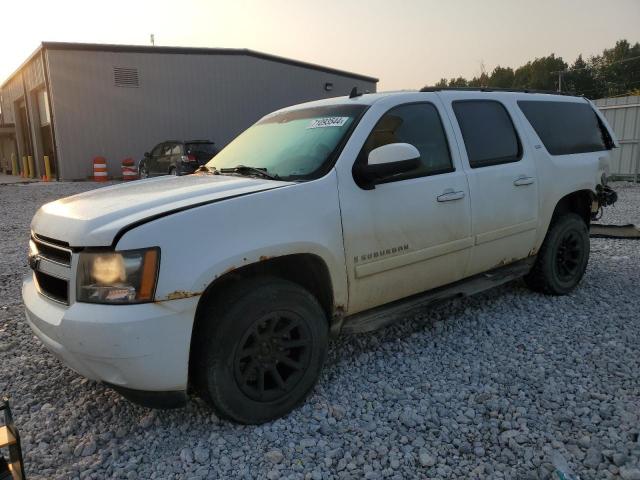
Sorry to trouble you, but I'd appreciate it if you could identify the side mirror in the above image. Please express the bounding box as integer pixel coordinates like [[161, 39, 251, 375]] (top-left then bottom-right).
[[144, 151, 150, 158], [354, 143, 420, 189]]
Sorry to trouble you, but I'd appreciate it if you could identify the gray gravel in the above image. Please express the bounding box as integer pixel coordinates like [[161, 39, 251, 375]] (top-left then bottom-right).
[[1, 180, 639, 479]]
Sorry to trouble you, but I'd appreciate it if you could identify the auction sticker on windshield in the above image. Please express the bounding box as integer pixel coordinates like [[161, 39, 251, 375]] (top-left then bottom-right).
[[307, 117, 349, 129]]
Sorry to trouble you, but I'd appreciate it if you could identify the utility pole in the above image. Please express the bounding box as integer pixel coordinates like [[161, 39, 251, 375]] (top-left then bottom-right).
[[558, 70, 563, 92]]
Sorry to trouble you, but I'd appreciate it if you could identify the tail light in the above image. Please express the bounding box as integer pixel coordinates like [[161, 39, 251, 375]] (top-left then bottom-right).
[[181, 154, 197, 163]]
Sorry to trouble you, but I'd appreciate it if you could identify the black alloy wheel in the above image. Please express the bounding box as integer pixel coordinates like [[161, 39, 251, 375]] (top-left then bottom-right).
[[192, 276, 328, 424], [234, 311, 312, 402], [524, 213, 589, 295], [555, 229, 584, 282]]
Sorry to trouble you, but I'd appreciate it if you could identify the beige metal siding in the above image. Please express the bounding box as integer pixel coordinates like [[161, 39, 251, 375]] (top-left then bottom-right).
[[23, 53, 45, 91], [0, 54, 48, 177], [594, 96, 640, 181], [47, 49, 377, 180], [1, 75, 23, 124]]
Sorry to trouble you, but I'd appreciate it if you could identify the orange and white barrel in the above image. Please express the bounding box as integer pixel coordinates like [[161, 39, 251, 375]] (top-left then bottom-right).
[[121, 158, 138, 181], [93, 157, 108, 182]]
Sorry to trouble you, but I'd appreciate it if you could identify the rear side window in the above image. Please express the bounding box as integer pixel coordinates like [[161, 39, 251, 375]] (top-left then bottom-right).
[[518, 101, 608, 155], [161, 144, 173, 156], [453, 100, 521, 168], [359, 102, 453, 183]]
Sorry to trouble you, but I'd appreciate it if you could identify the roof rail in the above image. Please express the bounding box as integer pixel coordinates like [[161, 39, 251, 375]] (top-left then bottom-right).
[[419, 86, 580, 97]]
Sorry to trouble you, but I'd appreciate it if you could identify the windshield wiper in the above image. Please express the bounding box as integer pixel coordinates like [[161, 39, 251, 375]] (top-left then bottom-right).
[[219, 165, 279, 180]]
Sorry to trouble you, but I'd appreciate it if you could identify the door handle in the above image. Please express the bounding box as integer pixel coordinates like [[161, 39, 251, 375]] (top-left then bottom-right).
[[437, 190, 465, 202], [514, 176, 535, 186]]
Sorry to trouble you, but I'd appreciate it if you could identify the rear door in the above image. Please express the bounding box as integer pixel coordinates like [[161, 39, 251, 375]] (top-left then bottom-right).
[[445, 96, 539, 276]]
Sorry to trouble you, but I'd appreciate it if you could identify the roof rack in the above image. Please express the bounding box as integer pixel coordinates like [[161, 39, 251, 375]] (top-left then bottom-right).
[[419, 86, 580, 97]]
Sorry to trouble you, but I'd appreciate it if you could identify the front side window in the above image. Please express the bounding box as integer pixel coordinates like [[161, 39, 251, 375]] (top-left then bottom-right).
[[453, 100, 521, 168], [151, 144, 164, 157], [207, 104, 367, 181], [518, 101, 610, 155], [357, 102, 453, 183]]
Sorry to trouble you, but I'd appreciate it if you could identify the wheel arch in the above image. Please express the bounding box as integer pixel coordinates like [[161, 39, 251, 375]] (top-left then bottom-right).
[[187, 253, 336, 387], [551, 189, 595, 227]]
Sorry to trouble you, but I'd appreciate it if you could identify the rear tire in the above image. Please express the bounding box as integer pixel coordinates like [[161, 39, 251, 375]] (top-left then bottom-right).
[[193, 277, 328, 424], [169, 167, 178, 176], [524, 213, 589, 295]]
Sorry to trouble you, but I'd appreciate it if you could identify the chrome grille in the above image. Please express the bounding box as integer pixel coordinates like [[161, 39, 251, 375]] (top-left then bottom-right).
[[30, 234, 72, 305], [32, 234, 71, 266]]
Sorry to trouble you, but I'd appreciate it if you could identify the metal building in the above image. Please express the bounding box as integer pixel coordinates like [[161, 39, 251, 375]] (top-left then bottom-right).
[[594, 95, 640, 182], [0, 109, 16, 174], [0, 42, 377, 180]]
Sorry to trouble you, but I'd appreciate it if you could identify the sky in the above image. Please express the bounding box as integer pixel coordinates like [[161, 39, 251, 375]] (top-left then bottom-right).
[[1, 0, 639, 90]]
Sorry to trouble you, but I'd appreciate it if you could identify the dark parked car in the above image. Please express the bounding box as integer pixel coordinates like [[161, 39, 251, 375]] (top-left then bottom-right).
[[138, 140, 217, 177]]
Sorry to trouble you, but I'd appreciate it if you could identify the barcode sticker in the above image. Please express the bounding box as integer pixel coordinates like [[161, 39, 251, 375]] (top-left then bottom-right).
[[307, 117, 349, 129]]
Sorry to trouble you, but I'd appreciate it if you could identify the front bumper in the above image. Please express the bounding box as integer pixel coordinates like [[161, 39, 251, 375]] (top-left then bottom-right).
[[22, 275, 198, 395]]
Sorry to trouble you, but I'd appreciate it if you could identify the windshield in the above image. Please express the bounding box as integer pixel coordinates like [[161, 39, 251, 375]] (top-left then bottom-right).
[[207, 104, 367, 180]]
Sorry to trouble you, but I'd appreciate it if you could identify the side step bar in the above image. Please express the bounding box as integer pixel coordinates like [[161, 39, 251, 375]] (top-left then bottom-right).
[[341, 257, 535, 335]]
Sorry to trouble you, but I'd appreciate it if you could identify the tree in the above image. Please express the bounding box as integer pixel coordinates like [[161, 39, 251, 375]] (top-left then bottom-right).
[[564, 55, 601, 98], [488, 66, 515, 88], [448, 77, 468, 87], [596, 40, 640, 96], [420, 39, 639, 98]]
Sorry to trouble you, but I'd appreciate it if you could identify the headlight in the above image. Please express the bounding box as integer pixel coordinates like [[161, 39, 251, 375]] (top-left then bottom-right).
[[76, 248, 159, 304]]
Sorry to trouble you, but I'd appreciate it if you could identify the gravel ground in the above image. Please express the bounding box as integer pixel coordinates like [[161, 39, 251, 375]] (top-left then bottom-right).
[[1, 181, 639, 480]]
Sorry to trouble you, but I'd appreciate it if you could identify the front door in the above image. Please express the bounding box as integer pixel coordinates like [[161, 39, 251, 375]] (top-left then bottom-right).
[[148, 143, 165, 175], [338, 100, 473, 315], [446, 98, 539, 276]]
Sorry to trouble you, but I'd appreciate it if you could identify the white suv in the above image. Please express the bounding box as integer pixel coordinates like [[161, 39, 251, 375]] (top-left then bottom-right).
[[23, 89, 618, 424]]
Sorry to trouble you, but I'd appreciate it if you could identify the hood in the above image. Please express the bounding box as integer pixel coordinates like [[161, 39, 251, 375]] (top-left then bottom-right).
[[32, 174, 293, 247]]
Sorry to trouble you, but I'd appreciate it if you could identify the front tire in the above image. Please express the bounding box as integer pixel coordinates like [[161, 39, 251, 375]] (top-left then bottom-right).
[[139, 162, 149, 179], [193, 277, 328, 424], [525, 213, 589, 295]]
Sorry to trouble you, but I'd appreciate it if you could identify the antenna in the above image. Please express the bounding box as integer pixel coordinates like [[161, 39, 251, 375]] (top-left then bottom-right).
[[150, 34, 155, 46]]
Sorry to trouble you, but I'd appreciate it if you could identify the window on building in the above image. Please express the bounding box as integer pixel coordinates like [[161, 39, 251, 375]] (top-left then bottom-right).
[[453, 100, 521, 168], [518, 101, 610, 155]]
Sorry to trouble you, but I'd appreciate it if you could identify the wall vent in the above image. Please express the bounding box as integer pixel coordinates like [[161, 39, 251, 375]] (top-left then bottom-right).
[[113, 67, 140, 88]]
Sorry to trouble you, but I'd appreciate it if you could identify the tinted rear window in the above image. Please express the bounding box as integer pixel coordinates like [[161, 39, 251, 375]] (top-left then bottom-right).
[[186, 143, 216, 155], [518, 101, 608, 155], [452, 100, 521, 168]]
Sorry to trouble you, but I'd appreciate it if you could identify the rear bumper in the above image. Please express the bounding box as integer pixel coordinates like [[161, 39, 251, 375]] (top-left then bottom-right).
[[22, 275, 198, 393], [178, 163, 199, 175]]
